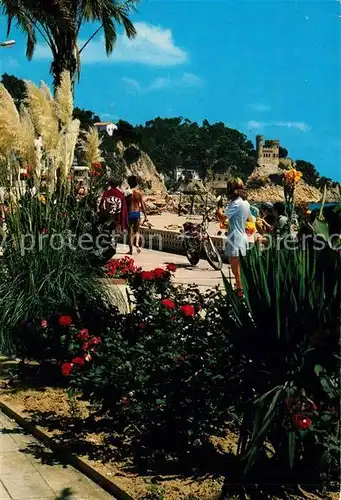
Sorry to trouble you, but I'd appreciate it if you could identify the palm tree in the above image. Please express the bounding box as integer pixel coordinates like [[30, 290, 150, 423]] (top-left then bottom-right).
[[0, 0, 137, 91]]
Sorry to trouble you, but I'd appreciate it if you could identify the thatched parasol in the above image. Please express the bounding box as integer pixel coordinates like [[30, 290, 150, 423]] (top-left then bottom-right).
[[179, 179, 208, 195]]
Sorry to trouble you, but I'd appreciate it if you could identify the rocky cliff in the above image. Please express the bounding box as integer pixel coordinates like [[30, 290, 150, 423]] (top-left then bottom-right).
[[116, 141, 166, 194], [246, 164, 339, 204]]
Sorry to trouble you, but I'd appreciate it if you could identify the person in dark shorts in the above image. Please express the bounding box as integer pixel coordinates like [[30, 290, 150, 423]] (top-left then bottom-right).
[[125, 175, 148, 255]]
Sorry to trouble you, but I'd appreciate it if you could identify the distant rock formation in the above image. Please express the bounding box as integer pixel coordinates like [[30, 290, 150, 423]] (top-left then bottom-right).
[[116, 141, 166, 194], [246, 163, 338, 204]]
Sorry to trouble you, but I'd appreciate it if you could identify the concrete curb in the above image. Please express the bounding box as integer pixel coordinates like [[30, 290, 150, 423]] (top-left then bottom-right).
[[0, 399, 135, 500]]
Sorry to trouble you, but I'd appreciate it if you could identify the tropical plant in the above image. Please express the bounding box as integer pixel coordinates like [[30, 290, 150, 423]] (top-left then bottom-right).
[[220, 245, 340, 492], [0, 0, 137, 90]]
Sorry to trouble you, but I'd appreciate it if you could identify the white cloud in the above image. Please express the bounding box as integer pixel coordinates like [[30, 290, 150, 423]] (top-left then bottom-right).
[[248, 103, 271, 112], [181, 72, 202, 87], [148, 72, 203, 91], [100, 112, 119, 121], [148, 77, 170, 91], [5, 57, 20, 69], [248, 120, 264, 129], [122, 77, 141, 91], [122, 73, 202, 93], [34, 22, 187, 67], [247, 120, 311, 132]]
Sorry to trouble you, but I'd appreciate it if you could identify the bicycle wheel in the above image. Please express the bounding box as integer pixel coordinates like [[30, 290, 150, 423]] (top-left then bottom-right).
[[203, 236, 223, 270], [183, 238, 200, 266]]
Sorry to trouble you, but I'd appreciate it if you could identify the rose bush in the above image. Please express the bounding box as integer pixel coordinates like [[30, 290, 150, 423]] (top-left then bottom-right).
[[62, 276, 242, 460]]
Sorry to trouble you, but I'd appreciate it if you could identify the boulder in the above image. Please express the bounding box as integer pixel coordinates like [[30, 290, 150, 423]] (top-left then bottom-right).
[[116, 141, 166, 195]]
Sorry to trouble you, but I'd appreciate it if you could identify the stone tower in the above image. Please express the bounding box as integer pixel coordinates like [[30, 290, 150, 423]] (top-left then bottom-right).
[[256, 135, 280, 171]]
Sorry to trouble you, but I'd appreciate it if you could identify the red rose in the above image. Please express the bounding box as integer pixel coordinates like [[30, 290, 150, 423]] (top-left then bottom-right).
[[76, 329, 89, 341], [293, 413, 312, 430], [121, 397, 129, 406], [41, 319, 48, 328], [40, 228, 47, 234], [61, 362, 73, 376], [91, 336, 102, 345], [154, 268, 166, 279], [82, 342, 89, 351], [141, 271, 155, 281], [180, 304, 195, 317], [167, 263, 177, 273], [71, 356, 85, 366], [59, 315, 73, 326], [161, 298, 176, 310]]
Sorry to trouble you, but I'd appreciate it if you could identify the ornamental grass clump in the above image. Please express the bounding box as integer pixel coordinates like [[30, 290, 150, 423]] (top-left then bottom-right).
[[0, 73, 122, 358]]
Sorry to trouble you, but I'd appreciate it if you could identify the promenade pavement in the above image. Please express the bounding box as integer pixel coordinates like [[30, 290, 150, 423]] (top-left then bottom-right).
[[0, 410, 112, 500], [115, 245, 233, 290]]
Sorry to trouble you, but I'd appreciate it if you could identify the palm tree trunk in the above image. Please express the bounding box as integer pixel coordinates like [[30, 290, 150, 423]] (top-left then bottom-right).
[[52, 46, 79, 94]]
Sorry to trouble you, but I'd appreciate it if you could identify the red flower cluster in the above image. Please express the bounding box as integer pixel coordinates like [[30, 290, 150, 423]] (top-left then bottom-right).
[[76, 329, 89, 341], [61, 362, 73, 376], [105, 257, 140, 279], [166, 263, 177, 273], [82, 336, 102, 352], [59, 315, 73, 326], [20, 172, 30, 180], [60, 328, 102, 376], [91, 162, 103, 177], [140, 267, 171, 281], [292, 413, 312, 430], [161, 298, 176, 310], [141, 270, 156, 281], [180, 305, 195, 317], [160, 299, 195, 317], [72, 356, 85, 366]]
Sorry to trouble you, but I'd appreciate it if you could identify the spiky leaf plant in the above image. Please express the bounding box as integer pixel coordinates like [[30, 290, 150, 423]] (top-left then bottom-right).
[[221, 245, 340, 490]]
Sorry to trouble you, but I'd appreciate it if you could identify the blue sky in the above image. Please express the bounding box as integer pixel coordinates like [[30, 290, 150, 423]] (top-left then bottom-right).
[[1, 0, 340, 180]]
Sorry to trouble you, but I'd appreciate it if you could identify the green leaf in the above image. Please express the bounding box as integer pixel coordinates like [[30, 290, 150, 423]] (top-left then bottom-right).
[[67, 388, 75, 400], [288, 430, 296, 468]]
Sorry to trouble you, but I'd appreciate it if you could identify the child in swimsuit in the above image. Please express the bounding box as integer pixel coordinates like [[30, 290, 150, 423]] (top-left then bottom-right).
[[125, 175, 148, 255]]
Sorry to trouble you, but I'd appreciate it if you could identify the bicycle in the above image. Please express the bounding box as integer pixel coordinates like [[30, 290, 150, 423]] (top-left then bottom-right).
[[182, 208, 223, 270]]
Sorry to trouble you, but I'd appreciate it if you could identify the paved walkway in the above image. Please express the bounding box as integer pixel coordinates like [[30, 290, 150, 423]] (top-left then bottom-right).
[[0, 411, 112, 500], [116, 245, 233, 290]]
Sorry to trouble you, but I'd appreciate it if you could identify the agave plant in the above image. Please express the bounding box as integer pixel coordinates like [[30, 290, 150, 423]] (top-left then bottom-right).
[[221, 245, 340, 490]]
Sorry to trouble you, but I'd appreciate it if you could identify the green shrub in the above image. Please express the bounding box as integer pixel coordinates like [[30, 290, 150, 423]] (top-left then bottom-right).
[[63, 269, 239, 460]]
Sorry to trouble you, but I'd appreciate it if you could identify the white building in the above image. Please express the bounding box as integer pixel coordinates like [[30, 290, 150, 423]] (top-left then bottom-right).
[[175, 167, 200, 182], [94, 121, 118, 137]]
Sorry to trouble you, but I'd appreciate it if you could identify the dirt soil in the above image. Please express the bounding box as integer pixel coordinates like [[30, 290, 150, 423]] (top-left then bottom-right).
[[0, 360, 339, 500], [0, 360, 225, 500]]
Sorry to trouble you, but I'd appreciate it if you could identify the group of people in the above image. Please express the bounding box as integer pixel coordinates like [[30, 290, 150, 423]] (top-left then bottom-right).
[[98, 176, 148, 255], [221, 178, 295, 297]]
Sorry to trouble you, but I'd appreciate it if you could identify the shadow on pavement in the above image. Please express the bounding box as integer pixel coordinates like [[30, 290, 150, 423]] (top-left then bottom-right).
[[55, 487, 74, 500]]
